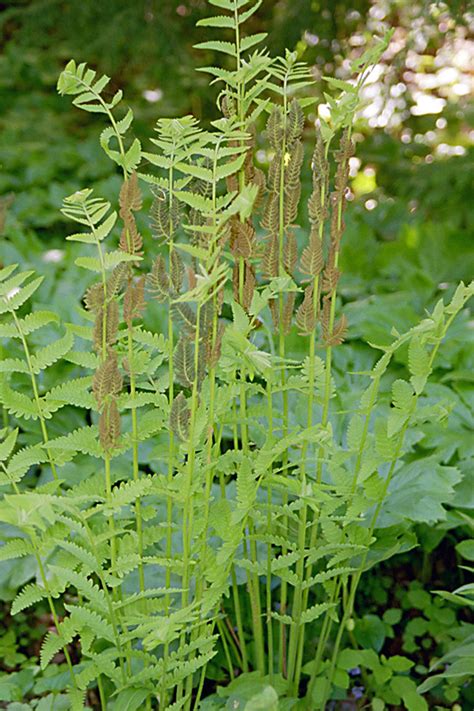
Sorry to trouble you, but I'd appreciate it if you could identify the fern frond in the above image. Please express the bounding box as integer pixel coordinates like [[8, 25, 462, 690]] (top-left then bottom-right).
[[30, 330, 74, 374], [0, 310, 58, 338], [66, 604, 115, 642], [46, 426, 102, 459], [299, 602, 337, 625], [40, 617, 75, 669], [0, 537, 33, 562], [0, 275, 44, 315], [57, 540, 98, 573], [12, 582, 61, 615], [45, 376, 94, 409], [0, 384, 41, 420], [5, 444, 47, 483]]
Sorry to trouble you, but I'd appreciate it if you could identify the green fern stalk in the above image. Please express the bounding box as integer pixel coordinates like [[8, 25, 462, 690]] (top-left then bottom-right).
[[9, 309, 59, 481]]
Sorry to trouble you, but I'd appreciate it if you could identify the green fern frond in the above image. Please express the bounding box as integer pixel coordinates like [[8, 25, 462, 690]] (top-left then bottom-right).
[[57, 540, 99, 573], [0, 310, 58, 338], [40, 617, 75, 669], [66, 604, 115, 643], [102, 478, 154, 513], [46, 426, 102, 459], [299, 601, 337, 625], [50, 566, 107, 611], [45, 376, 94, 409], [0, 428, 18, 463], [0, 384, 41, 420], [0, 275, 44, 315], [30, 330, 74, 374], [12, 582, 59, 615], [5, 444, 47, 483], [0, 537, 33, 562]]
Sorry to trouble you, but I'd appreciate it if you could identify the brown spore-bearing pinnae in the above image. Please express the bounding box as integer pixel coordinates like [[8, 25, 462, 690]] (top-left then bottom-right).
[[93, 348, 123, 451], [261, 99, 305, 332]]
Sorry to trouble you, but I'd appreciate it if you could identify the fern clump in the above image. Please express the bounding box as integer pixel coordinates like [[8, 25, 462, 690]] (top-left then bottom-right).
[[0, 2, 472, 709]]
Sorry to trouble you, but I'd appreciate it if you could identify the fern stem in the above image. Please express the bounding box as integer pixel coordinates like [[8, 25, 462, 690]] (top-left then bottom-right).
[[220, 471, 249, 673], [291, 139, 331, 691], [97, 675, 107, 710], [232, 4, 265, 673], [216, 616, 236, 681], [277, 87, 291, 678], [295, 147, 345, 685], [104, 453, 115, 558], [34, 544, 77, 686], [196, 138, 221, 595], [0, 345, 8, 428], [160, 158, 178, 710], [127, 325, 145, 592], [10, 310, 58, 480], [265, 374, 275, 681], [240, 369, 265, 674], [165, 161, 176, 604], [81, 516, 128, 684], [286, 327, 316, 692], [180, 302, 202, 701]]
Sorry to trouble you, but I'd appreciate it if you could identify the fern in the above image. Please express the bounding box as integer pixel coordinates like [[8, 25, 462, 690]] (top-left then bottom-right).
[[0, 5, 471, 710], [12, 582, 59, 615]]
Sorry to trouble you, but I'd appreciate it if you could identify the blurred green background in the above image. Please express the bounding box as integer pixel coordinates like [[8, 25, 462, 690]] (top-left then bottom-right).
[[0, 0, 472, 315]]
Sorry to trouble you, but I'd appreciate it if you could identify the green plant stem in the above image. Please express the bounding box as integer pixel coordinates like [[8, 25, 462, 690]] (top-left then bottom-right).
[[266, 375, 275, 681], [289, 142, 330, 690], [127, 325, 145, 591], [240, 369, 265, 673], [222, 608, 245, 670], [233, 9, 266, 673], [220, 471, 249, 673], [10, 310, 58, 481], [293, 140, 350, 691], [0, 346, 8, 428], [196, 140, 221, 595], [35, 546, 77, 683], [81, 514, 128, 684], [121, 201, 146, 595], [216, 616, 236, 681], [277, 88, 290, 678], [180, 301, 202, 701], [237, 260, 265, 672], [97, 676, 107, 710], [161, 161, 177, 711], [104, 454, 118, 585], [286, 330, 315, 691]]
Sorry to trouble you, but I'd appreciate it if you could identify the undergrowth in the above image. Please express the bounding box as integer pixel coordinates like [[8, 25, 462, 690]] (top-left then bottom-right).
[[0, 1, 472, 709]]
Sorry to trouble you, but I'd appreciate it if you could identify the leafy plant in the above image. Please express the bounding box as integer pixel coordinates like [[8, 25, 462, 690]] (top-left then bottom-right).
[[0, 2, 472, 709]]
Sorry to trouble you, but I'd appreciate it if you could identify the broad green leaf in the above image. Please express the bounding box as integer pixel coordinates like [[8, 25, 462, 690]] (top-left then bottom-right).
[[113, 689, 150, 711]]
